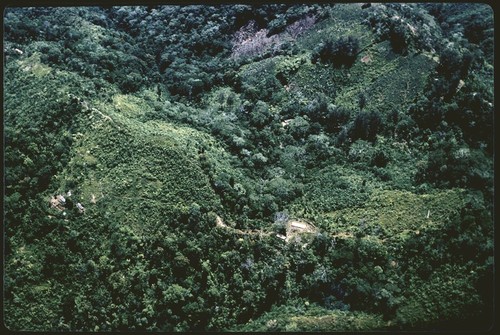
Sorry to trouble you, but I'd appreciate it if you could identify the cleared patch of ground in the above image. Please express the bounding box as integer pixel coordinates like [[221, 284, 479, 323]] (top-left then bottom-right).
[[216, 215, 318, 243]]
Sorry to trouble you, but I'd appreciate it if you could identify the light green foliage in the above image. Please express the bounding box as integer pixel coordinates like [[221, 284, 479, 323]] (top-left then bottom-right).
[[293, 164, 372, 217], [288, 310, 386, 331], [235, 303, 386, 331], [16, 52, 52, 77], [57, 97, 225, 233], [325, 188, 465, 238]]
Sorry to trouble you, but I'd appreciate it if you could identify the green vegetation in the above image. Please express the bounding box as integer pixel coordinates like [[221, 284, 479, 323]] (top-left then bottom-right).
[[4, 3, 493, 332]]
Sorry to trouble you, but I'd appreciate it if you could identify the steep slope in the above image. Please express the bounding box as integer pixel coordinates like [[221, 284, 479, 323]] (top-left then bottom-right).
[[55, 93, 222, 233], [4, 3, 493, 332], [3, 47, 235, 330]]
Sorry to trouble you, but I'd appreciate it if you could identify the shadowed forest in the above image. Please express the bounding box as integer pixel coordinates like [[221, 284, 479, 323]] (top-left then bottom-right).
[[3, 3, 494, 331]]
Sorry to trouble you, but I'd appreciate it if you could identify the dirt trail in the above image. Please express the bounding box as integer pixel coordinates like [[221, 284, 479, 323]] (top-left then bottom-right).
[[216, 215, 272, 237], [216, 215, 406, 245], [215, 215, 317, 242], [329, 232, 354, 239], [215, 215, 227, 228]]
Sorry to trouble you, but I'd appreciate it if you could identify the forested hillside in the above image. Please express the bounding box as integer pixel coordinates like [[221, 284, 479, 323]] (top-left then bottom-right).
[[3, 3, 494, 331]]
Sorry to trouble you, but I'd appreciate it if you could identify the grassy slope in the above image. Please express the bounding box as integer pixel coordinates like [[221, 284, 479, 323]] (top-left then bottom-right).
[[4, 53, 232, 330], [235, 3, 435, 210], [54, 90, 225, 234], [4, 53, 92, 331], [273, 3, 436, 112], [324, 188, 465, 237], [235, 304, 386, 331]]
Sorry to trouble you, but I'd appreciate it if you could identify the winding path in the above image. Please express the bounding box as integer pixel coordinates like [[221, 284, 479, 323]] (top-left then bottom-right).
[[215, 215, 318, 242]]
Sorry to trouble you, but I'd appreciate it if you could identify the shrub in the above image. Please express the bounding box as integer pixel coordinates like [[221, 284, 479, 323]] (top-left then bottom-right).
[[436, 48, 467, 79], [414, 138, 492, 193], [288, 116, 311, 140], [351, 110, 382, 143], [312, 36, 360, 67], [325, 106, 351, 133], [371, 149, 390, 168], [388, 23, 409, 54]]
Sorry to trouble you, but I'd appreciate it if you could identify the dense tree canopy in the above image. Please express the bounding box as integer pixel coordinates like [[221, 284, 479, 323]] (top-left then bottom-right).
[[4, 3, 493, 332]]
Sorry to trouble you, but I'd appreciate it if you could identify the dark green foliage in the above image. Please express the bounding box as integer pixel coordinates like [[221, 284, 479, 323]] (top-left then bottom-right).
[[388, 23, 409, 54], [312, 36, 360, 67], [395, 190, 493, 329], [410, 46, 492, 152], [249, 100, 273, 129], [365, 3, 441, 54], [3, 3, 493, 333], [371, 149, 389, 168], [394, 115, 416, 140], [415, 136, 493, 196], [406, 3, 493, 155], [3, 62, 91, 234], [424, 3, 493, 63], [325, 106, 351, 133], [351, 110, 382, 142]]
